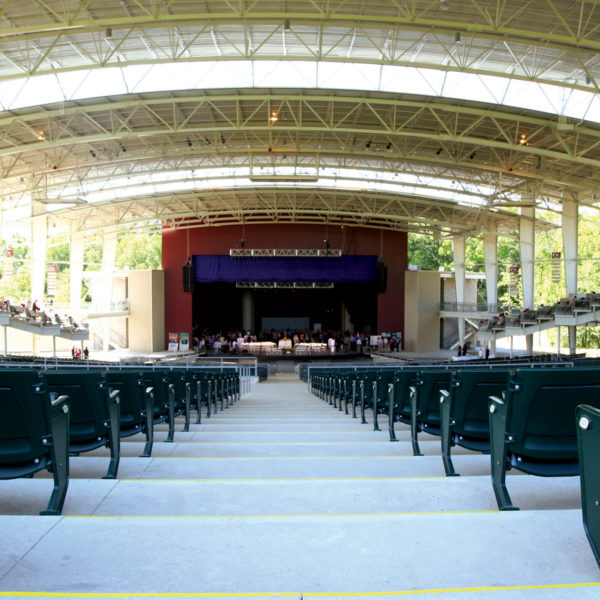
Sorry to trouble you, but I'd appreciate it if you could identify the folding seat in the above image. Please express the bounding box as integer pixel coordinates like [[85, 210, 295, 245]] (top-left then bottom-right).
[[45, 370, 120, 478], [489, 368, 600, 510], [576, 404, 600, 568], [0, 369, 70, 514]]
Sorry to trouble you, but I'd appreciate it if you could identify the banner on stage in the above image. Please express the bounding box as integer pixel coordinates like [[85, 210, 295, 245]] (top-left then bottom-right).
[[179, 333, 190, 351], [168, 332, 179, 352]]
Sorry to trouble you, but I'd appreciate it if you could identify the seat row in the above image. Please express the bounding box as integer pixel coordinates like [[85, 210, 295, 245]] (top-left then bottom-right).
[[0, 366, 241, 515], [309, 364, 600, 505], [310, 363, 600, 567]]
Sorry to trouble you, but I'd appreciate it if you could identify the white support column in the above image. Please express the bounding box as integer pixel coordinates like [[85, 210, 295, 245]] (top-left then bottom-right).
[[102, 232, 118, 352], [520, 205, 535, 354], [70, 233, 85, 317], [483, 231, 498, 309], [31, 215, 48, 305], [562, 199, 578, 354], [483, 231, 498, 353], [453, 235, 466, 348]]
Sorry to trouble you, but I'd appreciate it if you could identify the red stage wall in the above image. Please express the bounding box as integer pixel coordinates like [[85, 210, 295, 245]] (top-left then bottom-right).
[[162, 224, 407, 347]]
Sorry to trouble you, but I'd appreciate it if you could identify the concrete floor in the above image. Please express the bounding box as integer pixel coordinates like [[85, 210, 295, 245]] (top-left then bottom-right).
[[0, 372, 599, 599]]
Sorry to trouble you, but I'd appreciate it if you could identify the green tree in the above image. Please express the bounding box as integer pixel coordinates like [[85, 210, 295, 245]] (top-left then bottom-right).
[[115, 232, 161, 270], [407, 234, 452, 271]]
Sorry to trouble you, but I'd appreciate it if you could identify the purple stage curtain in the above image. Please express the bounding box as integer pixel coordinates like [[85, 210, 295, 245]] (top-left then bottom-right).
[[192, 255, 377, 283]]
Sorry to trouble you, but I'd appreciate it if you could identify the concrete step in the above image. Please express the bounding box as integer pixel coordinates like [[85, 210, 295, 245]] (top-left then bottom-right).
[[0, 510, 597, 596], [0, 472, 581, 517], [1, 374, 597, 600]]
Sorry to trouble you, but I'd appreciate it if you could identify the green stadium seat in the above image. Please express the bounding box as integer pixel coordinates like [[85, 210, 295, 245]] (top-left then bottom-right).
[[489, 368, 600, 510], [0, 369, 70, 515], [103, 370, 154, 457], [440, 369, 511, 476], [409, 370, 452, 456], [576, 404, 600, 568], [45, 370, 121, 479]]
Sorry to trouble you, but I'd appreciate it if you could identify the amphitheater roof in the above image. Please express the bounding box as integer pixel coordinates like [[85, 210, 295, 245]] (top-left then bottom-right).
[[1, 1, 599, 238]]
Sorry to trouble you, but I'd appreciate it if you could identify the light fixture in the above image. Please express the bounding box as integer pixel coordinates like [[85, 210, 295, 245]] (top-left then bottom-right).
[[37, 130, 46, 141], [519, 133, 530, 146], [270, 111, 278, 122], [106, 27, 112, 39], [455, 31, 461, 43], [284, 19, 290, 30]]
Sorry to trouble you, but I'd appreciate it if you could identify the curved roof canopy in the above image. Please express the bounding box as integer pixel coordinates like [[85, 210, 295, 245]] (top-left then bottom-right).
[[1, 0, 599, 240]]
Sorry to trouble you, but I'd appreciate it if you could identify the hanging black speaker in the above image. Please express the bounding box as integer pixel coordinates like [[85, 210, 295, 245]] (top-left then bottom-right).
[[182, 265, 193, 292], [376, 261, 387, 293]]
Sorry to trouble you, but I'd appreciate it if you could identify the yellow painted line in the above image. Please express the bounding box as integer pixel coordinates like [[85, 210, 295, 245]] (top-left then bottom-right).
[[147, 456, 408, 460], [171, 442, 390, 445], [119, 476, 444, 482], [2, 583, 600, 597], [66, 510, 495, 519]]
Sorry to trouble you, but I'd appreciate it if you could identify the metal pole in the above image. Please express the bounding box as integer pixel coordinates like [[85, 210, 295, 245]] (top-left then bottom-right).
[[3, 325, 7, 356], [557, 325, 561, 358]]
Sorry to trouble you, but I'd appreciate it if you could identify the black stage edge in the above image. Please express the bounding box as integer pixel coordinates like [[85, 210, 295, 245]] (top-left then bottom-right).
[[251, 351, 372, 363]]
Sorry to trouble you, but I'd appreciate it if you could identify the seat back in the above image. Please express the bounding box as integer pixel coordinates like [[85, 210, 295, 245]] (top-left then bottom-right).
[[414, 370, 453, 434], [506, 368, 600, 469], [138, 369, 171, 423], [45, 370, 108, 452], [0, 369, 52, 476], [393, 369, 419, 423], [451, 369, 512, 446], [576, 404, 600, 568], [103, 370, 145, 436]]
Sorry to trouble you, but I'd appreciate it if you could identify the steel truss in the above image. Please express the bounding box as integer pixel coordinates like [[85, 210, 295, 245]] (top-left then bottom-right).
[[230, 249, 342, 258], [235, 282, 334, 289], [0, 1, 598, 93]]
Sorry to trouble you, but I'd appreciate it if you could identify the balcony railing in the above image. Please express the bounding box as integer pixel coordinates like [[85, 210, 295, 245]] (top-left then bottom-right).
[[440, 302, 507, 314]]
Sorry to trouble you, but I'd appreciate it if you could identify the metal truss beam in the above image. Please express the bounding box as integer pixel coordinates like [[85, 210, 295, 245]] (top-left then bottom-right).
[[230, 248, 342, 258], [0, 2, 598, 92], [235, 282, 334, 289], [1, 92, 599, 201]]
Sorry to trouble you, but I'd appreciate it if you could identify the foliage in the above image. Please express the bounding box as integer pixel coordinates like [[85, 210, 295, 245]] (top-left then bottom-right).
[[115, 232, 162, 270]]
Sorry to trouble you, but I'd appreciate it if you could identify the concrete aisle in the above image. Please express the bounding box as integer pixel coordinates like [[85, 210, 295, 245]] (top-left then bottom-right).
[[0, 372, 599, 600]]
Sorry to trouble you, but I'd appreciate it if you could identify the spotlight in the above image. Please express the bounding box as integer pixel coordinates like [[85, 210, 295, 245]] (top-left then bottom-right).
[[221, 135, 226, 144], [366, 141, 371, 149], [284, 19, 291, 30], [386, 142, 392, 150], [436, 148, 442, 155], [469, 151, 476, 159], [120, 144, 127, 152], [270, 111, 278, 122], [455, 31, 461, 43], [187, 137, 192, 147], [90, 150, 96, 158], [106, 27, 112, 39]]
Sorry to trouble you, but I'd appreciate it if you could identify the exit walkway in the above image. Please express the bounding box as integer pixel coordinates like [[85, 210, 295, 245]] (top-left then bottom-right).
[[0, 373, 598, 599]]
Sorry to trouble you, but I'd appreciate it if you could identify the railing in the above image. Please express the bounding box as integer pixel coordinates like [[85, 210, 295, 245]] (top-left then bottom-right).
[[83, 299, 130, 313], [440, 302, 508, 314]]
